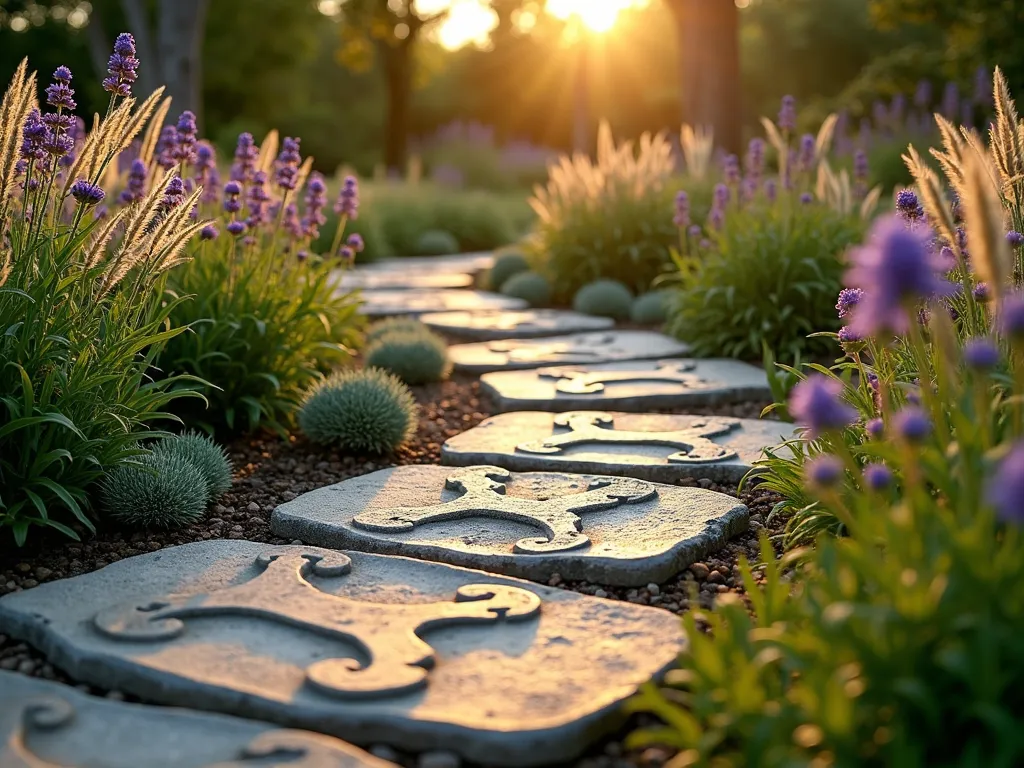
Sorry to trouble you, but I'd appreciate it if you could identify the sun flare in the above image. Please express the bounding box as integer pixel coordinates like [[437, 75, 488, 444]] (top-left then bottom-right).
[[545, 0, 635, 33]]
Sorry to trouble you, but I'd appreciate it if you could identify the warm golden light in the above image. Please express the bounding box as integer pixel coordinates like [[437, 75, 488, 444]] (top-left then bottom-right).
[[546, 0, 632, 33]]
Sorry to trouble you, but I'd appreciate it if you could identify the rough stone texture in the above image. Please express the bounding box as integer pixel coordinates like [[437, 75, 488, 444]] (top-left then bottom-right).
[[272, 465, 748, 586], [419, 309, 615, 341], [449, 332, 692, 374], [359, 289, 527, 317], [0, 541, 683, 766], [481, 358, 772, 413], [337, 271, 474, 291], [441, 411, 797, 484], [360, 253, 494, 274], [0, 671, 393, 767]]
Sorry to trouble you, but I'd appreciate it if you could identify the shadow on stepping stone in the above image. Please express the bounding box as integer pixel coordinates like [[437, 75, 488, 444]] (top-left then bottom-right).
[[0, 670, 394, 767], [358, 289, 526, 317], [441, 411, 798, 484], [271, 465, 748, 586], [449, 331, 691, 374], [481, 358, 771, 413], [419, 309, 614, 341], [0, 541, 683, 767]]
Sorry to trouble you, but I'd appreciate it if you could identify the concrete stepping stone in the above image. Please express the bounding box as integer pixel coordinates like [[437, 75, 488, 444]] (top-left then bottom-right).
[[481, 358, 771, 413], [359, 289, 527, 317], [0, 541, 683, 766], [420, 309, 614, 341], [337, 270, 474, 291], [361, 253, 494, 274], [272, 465, 747, 586], [449, 331, 691, 373], [0, 671, 393, 767], [441, 411, 797, 484]]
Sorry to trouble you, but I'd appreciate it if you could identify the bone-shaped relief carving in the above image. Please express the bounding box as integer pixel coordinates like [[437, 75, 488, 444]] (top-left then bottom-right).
[[92, 548, 540, 700], [486, 333, 618, 364], [352, 466, 657, 553], [516, 412, 741, 463], [539, 360, 706, 395]]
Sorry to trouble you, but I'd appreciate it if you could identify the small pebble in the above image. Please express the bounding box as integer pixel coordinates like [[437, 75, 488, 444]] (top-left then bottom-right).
[[594, 589, 608, 598], [370, 745, 401, 762], [646, 583, 660, 596], [247, 502, 260, 512], [689, 563, 710, 579]]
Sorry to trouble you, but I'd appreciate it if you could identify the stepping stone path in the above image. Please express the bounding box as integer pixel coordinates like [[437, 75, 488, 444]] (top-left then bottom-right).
[[360, 253, 495, 274], [337, 270, 474, 291], [419, 309, 614, 340], [482, 358, 772, 413], [359, 289, 527, 317], [449, 331, 691, 374], [271, 465, 747, 586], [0, 671, 392, 767], [442, 411, 797, 484], [0, 540, 683, 766]]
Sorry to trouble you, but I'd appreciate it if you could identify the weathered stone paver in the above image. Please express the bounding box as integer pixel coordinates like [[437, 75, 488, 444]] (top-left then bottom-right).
[[359, 289, 527, 317], [449, 331, 691, 373], [337, 270, 474, 291], [441, 411, 797, 483], [481, 358, 772, 413], [359, 253, 494, 274], [419, 309, 614, 341], [272, 465, 748, 586], [0, 541, 683, 766], [0, 671, 393, 767]]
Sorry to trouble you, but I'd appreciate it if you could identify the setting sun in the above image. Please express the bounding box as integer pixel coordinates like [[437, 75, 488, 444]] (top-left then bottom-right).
[[546, 0, 635, 33]]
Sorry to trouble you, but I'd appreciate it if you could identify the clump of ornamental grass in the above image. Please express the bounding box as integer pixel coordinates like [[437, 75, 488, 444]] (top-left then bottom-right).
[[156, 136, 364, 435], [630, 290, 671, 325], [573, 279, 634, 320], [366, 317, 432, 346], [152, 431, 233, 498], [500, 270, 551, 307], [488, 250, 530, 290], [628, 73, 1024, 765], [415, 228, 459, 256], [0, 40, 213, 545], [101, 452, 209, 529], [299, 368, 417, 453], [365, 330, 451, 385]]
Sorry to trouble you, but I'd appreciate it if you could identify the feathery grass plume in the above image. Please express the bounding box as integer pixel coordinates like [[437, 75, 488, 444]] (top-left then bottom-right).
[[929, 114, 967, 197], [294, 156, 315, 195], [963, 151, 1012, 301], [815, 160, 881, 220], [990, 66, 1024, 203], [814, 113, 839, 159], [680, 124, 715, 180], [257, 129, 279, 176], [904, 146, 958, 251], [84, 208, 128, 268], [0, 60, 37, 218], [139, 96, 172, 167]]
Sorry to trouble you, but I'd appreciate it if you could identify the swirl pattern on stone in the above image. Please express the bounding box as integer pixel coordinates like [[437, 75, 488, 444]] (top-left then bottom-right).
[[486, 333, 618, 364], [2, 696, 76, 768], [92, 548, 540, 700], [539, 360, 704, 395], [516, 412, 740, 463], [352, 466, 658, 553]]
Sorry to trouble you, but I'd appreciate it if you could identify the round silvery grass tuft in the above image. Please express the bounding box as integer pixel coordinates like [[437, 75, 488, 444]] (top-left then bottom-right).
[[101, 452, 209, 529], [299, 367, 417, 453], [488, 251, 530, 291], [631, 290, 671, 325], [366, 317, 432, 347], [415, 229, 460, 256], [500, 271, 551, 307], [152, 431, 233, 498], [573, 279, 634, 320], [365, 331, 452, 385]]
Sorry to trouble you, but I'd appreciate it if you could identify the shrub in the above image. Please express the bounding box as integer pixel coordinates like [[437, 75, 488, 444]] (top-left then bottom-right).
[[100, 452, 209, 529], [299, 368, 417, 453], [488, 251, 531, 290], [630, 290, 671, 325], [152, 432, 233, 498], [573, 279, 634, 320], [415, 229, 460, 256], [365, 331, 452, 385], [0, 53, 207, 545], [366, 317, 432, 346], [500, 271, 552, 307], [666, 205, 864, 360]]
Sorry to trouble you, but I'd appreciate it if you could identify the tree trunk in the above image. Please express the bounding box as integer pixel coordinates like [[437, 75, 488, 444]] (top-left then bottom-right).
[[120, 0, 161, 98], [668, 0, 741, 153], [156, 0, 210, 118], [382, 40, 413, 174]]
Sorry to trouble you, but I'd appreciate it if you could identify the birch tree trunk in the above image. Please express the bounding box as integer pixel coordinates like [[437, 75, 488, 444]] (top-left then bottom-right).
[[156, 0, 210, 118]]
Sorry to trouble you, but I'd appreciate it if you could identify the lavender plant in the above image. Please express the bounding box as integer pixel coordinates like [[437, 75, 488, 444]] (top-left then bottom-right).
[[0, 41, 209, 545]]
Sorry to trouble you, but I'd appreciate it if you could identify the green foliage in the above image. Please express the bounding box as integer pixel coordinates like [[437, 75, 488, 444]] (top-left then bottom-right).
[[160, 238, 363, 436], [152, 432, 233, 499], [500, 271, 552, 307], [573, 279, 635, 320], [298, 368, 417, 453], [366, 317, 432, 346], [365, 332, 452, 385], [100, 452, 209, 530], [630, 290, 671, 325], [415, 229, 460, 256], [488, 251, 530, 291], [666, 205, 865, 360]]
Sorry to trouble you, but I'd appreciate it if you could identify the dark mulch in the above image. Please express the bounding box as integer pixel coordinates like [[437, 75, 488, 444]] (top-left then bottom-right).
[[0, 370, 785, 768]]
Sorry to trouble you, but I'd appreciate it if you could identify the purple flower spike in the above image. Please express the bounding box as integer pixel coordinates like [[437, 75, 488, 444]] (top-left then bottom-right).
[[863, 463, 893, 491], [223, 180, 242, 213], [789, 374, 858, 438], [836, 288, 864, 319], [160, 176, 186, 211], [844, 215, 955, 337], [963, 338, 1000, 370], [894, 406, 931, 443], [854, 149, 869, 182], [914, 79, 932, 109], [797, 133, 816, 172], [837, 326, 861, 344], [119, 159, 147, 204], [805, 455, 844, 488], [1006, 230, 1024, 248], [103, 33, 139, 98], [973, 282, 990, 302], [227, 220, 247, 237], [338, 245, 355, 263], [301, 171, 328, 238], [155, 125, 178, 170], [46, 68, 76, 111], [274, 137, 302, 191], [987, 442, 1024, 524], [53, 66, 72, 83], [799, 192, 813, 205], [347, 233, 365, 252], [70, 179, 105, 206], [334, 175, 360, 219], [231, 132, 259, 183], [764, 178, 777, 202], [173, 111, 198, 164], [866, 417, 884, 438], [778, 95, 797, 132], [200, 224, 219, 241], [713, 183, 729, 208], [746, 138, 765, 180], [997, 293, 1024, 338], [687, 224, 702, 238], [723, 154, 741, 185], [673, 190, 690, 228], [896, 189, 922, 221]]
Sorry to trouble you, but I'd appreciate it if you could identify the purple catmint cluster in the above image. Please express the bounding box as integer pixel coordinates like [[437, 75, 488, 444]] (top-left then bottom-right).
[[103, 33, 139, 98], [160, 176, 186, 212], [1006, 231, 1024, 248], [274, 137, 302, 192], [282, 202, 302, 239], [155, 125, 178, 170], [895, 189, 924, 221], [246, 171, 270, 227], [347, 233, 365, 254], [673, 190, 690, 228], [745, 138, 765, 183], [231, 133, 259, 183], [853, 149, 869, 195], [778, 95, 796, 132], [797, 134, 816, 173], [70, 179, 105, 206], [334, 175, 359, 219], [119, 159, 148, 204], [988, 443, 1024, 524], [805, 455, 843, 488], [705, 183, 729, 231], [194, 141, 220, 203], [789, 374, 857, 439], [45, 66, 76, 111], [172, 110, 198, 165], [723, 154, 740, 185], [301, 172, 328, 239], [20, 109, 48, 163], [223, 180, 242, 214], [836, 288, 863, 319]]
